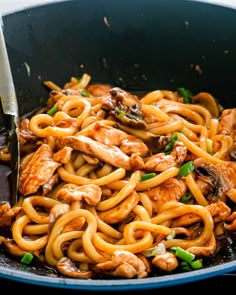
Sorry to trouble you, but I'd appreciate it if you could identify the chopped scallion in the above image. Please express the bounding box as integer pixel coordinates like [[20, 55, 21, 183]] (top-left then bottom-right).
[[180, 261, 189, 267], [177, 87, 193, 103], [180, 261, 192, 271], [80, 89, 89, 97], [21, 252, 34, 265], [190, 259, 203, 270], [163, 133, 178, 154], [206, 138, 213, 154], [178, 161, 194, 178], [170, 246, 195, 263], [180, 191, 192, 203], [141, 172, 157, 181], [180, 258, 203, 271], [47, 106, 58, 116], [115, 108, 126, 117]]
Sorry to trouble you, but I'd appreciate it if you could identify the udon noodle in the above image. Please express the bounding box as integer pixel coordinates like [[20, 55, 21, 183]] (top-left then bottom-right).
[[0, 73, 236, 279]]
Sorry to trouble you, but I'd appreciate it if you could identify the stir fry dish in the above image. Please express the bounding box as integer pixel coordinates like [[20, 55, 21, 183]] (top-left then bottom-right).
[[0, 73, 236, 279]]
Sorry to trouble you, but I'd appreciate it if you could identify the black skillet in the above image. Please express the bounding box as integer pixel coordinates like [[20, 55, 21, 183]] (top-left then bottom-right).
[[0, 0, 236, 290]]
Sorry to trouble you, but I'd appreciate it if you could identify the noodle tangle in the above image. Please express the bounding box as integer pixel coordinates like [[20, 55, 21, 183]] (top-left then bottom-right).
[[0, 73, 236, 279]]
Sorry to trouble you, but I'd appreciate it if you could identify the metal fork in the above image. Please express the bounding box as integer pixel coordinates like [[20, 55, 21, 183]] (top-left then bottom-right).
[[0, 14, 20, 206]]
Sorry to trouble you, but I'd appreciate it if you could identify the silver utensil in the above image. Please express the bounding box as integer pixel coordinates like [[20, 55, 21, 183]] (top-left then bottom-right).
[[0, 14, 20, 206]]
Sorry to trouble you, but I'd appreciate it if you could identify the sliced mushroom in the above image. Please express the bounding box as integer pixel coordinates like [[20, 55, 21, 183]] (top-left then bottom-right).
[[193, 158, 230, 202], [102, 87, 147, 129]]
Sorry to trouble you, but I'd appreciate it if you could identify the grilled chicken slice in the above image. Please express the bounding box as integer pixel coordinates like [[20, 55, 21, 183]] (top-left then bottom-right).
[[145, 178, 187, 213], [19, 144, 61, 196], [91, 123, 148, 156], [0, 203, 22, 227], [58, 135, 144, 171], [219, 108, 236, 141], [95, 250, 148, 278], [56, 183, 102, 206], [152, 251, 178, 272]]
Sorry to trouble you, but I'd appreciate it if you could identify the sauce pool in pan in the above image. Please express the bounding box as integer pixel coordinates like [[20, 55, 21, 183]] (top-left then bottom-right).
[[0, 129, 12, 204]]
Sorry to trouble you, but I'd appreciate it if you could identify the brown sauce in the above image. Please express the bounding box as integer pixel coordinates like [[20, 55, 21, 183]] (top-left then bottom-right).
[[0, 129, 11, 205]]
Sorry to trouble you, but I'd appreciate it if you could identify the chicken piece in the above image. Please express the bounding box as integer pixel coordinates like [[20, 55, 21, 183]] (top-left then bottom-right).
[[217, 108, 236, 161], [53, 146, 73, 164], [136, 253, 152, 273], [42, 173, 59, 195], [144, 153, 177, 172], [19, 118, 38, 143], [170, 141, 187, 164], [145, 178, 187, 213], [82, 154, 99, 165], [172, 201, 231, 227], [87, 84, 111, 96], [120, 139, 148, 156], [1, 238, 27, 256], [53, 114, 78, 129], [19, 144, 61, 196], [225, 211, 236, 231], [56, 257, 93, 278], [49, 203, 70, 229], [216, 162, 236, 190], [218, 108, 236, 141], [62, 217, 85, 233], [130, 153, 145, 170], [0, 203, 22, 227], [91, 123, 148, 156], [95, 250, 148, 278], [56, 183, 102, 206], [206, 201, 231, 223], [187, 233, 217, 256], [58, 135, 144, 171], [152, 251, 178, 272]]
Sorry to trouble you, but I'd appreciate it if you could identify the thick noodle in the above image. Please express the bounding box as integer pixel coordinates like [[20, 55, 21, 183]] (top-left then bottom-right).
[[0, 73, 236, 279]]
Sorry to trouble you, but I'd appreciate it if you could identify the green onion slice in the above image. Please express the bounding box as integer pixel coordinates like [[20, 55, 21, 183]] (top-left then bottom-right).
[[47, 106, 58, 116], [178, 161, 194, 178], [141, 172, 157, 181], [177, 87, 193, 103], [21, 252, 34, 264], [190, 259, 203, 270], [170, 246, 195, 263], [163, 133, 178, 154], [206, 138, 213, 154], [180, 191, 192, 203], [80, 89, 90, 97]]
